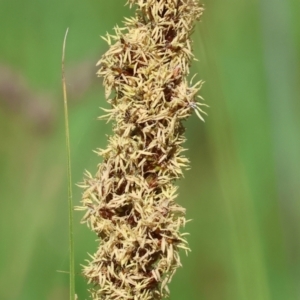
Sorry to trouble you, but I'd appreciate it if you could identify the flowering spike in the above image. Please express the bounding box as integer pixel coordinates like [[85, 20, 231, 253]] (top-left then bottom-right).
[[80, 1, 205, 299]]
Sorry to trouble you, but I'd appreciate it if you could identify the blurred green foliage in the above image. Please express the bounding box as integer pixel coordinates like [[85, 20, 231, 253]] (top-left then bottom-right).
[[0, 0, 299, 299]]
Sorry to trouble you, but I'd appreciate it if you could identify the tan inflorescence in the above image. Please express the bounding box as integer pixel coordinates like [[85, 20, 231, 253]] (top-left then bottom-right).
[[79, 0, 205, 299]]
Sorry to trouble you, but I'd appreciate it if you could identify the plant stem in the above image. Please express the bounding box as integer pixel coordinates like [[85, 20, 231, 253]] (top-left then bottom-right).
[[62, 28, 75, 300]]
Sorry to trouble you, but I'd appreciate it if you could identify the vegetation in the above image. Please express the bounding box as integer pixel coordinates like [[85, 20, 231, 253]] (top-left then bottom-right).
[[0, 0, 299, 299]]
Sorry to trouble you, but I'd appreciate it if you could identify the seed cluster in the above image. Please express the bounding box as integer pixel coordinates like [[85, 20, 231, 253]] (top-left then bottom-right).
[[79, 1, 205, 299]]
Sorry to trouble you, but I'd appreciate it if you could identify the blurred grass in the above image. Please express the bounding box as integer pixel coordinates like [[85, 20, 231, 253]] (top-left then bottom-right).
[[0, 0, 299, 299]]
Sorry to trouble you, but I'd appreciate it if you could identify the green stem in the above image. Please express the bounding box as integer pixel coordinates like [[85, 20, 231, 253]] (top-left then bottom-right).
[[62, 28, 75, 300]]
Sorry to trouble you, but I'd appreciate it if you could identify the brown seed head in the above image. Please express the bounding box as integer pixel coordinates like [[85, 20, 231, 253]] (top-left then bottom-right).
[[79, 1, 205, 299]]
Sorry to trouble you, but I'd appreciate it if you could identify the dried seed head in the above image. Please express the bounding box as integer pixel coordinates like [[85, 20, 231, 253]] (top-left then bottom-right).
[[80, 1, 205, 299]]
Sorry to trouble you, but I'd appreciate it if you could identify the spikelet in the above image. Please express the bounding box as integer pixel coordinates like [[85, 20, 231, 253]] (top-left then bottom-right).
[[79, 1, 205, 299]]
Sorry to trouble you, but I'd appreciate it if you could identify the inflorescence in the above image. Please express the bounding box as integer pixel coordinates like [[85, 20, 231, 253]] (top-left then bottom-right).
[[79, 1, 205, 299]]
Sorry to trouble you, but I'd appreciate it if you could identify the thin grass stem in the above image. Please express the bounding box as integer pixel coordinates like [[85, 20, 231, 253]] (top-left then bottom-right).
[[62, 28, 76, 300]]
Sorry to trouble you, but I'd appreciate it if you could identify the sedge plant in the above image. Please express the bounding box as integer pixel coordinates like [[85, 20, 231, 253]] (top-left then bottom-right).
[[78, 0, 206, 299]]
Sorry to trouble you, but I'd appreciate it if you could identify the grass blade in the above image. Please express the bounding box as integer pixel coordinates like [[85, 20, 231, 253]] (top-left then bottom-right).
[[62, 28, 76, 300]]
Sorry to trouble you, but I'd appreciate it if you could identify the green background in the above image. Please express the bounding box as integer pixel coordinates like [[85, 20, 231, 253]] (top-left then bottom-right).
[[0, 0, 299, 299]]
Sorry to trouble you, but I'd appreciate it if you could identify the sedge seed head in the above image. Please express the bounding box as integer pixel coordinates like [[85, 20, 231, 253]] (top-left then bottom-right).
[[80, 1, 205, 299]]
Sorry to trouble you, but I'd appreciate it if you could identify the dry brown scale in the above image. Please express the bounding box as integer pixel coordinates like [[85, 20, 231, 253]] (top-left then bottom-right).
[[78, 1, 206, 299]]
